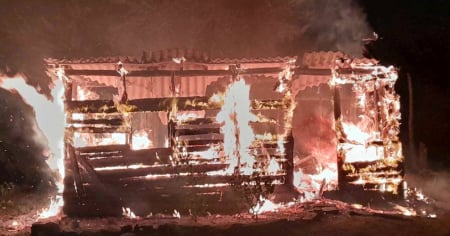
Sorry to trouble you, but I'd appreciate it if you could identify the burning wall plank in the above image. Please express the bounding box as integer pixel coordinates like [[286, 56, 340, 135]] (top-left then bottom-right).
[[291, 51, 404, 199]]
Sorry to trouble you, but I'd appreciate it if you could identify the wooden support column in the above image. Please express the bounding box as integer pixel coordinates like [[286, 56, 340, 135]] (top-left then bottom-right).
[[68, 144, 84, 196]]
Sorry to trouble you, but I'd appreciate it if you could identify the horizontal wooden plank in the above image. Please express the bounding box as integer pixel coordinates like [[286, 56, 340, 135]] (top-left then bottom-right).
[[100, 173, 286, 187], [67, 126, 130, 133], [175, 128, 221, 136], [177, 133, 224, 142], [173, 139, 223, 146], [87, 148, 172, 167], [96, 163, 229, 180], [76, 144, 130, 153], [67, 97, 292, 113], [174, 123, 221, 130], [67, 118, 123, 125]]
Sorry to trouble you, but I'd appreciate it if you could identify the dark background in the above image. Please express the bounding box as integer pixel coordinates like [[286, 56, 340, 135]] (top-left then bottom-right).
[[0, 0, 448, 188]]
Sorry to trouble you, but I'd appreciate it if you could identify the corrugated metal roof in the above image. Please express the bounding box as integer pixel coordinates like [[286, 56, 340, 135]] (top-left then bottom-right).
[[45, 48, 296, 65], [301, 51, 379, 69]]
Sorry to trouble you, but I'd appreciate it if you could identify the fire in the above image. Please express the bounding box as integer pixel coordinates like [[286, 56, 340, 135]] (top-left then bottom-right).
[[0, 74, 65, 218], [341, 123, 370, 144], [190, 145, 220, 160], [250, 196, 281, 215], [393, 204, 417, 216], [216, 78, 257, 175], [173, 209, 181, 219], [174, 110, 205, 123], [74, 132, 127, 147], [340, 143, 384, 163], [267, 157, 281, 175], [38, 196, 64, 219], [94, 163, 151, 171], [122, 207, 138, 219], [131, 129, 153, 150], [76, 85, 99, 100]]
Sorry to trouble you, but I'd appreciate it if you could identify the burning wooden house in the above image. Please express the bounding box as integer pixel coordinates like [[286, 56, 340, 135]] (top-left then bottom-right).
[[45, 49, 404, 217]]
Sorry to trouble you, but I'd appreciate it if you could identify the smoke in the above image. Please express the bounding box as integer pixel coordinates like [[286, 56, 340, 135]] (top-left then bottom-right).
[[0, 0, 371, 89], [292, 0, 373, 57], [406, 171, 450, 211]]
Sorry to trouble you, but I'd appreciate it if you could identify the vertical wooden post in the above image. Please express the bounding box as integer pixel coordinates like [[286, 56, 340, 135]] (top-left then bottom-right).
[[407, 73, 416, 170]]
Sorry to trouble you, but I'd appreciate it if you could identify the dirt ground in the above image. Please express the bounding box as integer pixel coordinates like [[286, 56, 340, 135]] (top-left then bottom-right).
[[1, 171, 449, 236]]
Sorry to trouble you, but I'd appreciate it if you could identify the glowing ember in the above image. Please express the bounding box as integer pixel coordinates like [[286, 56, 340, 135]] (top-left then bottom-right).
[[216, 78, 257, 175], [1, 74, 65, 218], [393, 204, 417, 216], [190, 146, 220, 160]]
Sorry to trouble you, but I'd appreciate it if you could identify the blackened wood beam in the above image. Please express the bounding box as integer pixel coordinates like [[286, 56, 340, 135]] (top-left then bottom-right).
[[67, 126, 129, 133], [67, 118, 123, 126], [66, 97, 290, 113], [76, 144, 130, 153], [64, 67, 374, 78], [65, 67, 285, 77]]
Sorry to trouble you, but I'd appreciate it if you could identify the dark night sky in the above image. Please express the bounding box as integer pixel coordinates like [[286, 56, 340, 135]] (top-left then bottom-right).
[[361, 0, 450, 169], [0, 0, 449, 185]]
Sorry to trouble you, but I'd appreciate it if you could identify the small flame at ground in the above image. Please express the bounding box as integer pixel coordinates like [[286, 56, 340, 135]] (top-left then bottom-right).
[[250, 196, 281, 215], [122, 207, 138, 219], [38, 196, 64, 219], [173, 209, 181, 219]]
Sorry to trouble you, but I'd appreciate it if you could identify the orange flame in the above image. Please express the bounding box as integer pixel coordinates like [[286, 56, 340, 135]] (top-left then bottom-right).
[[131, 129, 153, 150], [122, 207, 138, 219], [250, 196, 281, 215], [1, 74, 65, 218], [216, 78, 257, 175]]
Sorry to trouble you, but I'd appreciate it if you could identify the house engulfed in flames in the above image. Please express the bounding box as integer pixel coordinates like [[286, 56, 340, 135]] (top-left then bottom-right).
[[45, 49, 403, 216]]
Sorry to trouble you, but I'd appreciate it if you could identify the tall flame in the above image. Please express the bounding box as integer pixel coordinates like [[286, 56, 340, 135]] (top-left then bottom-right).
[[216, 78, 257, 175], [0, 74, 65, 218]]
